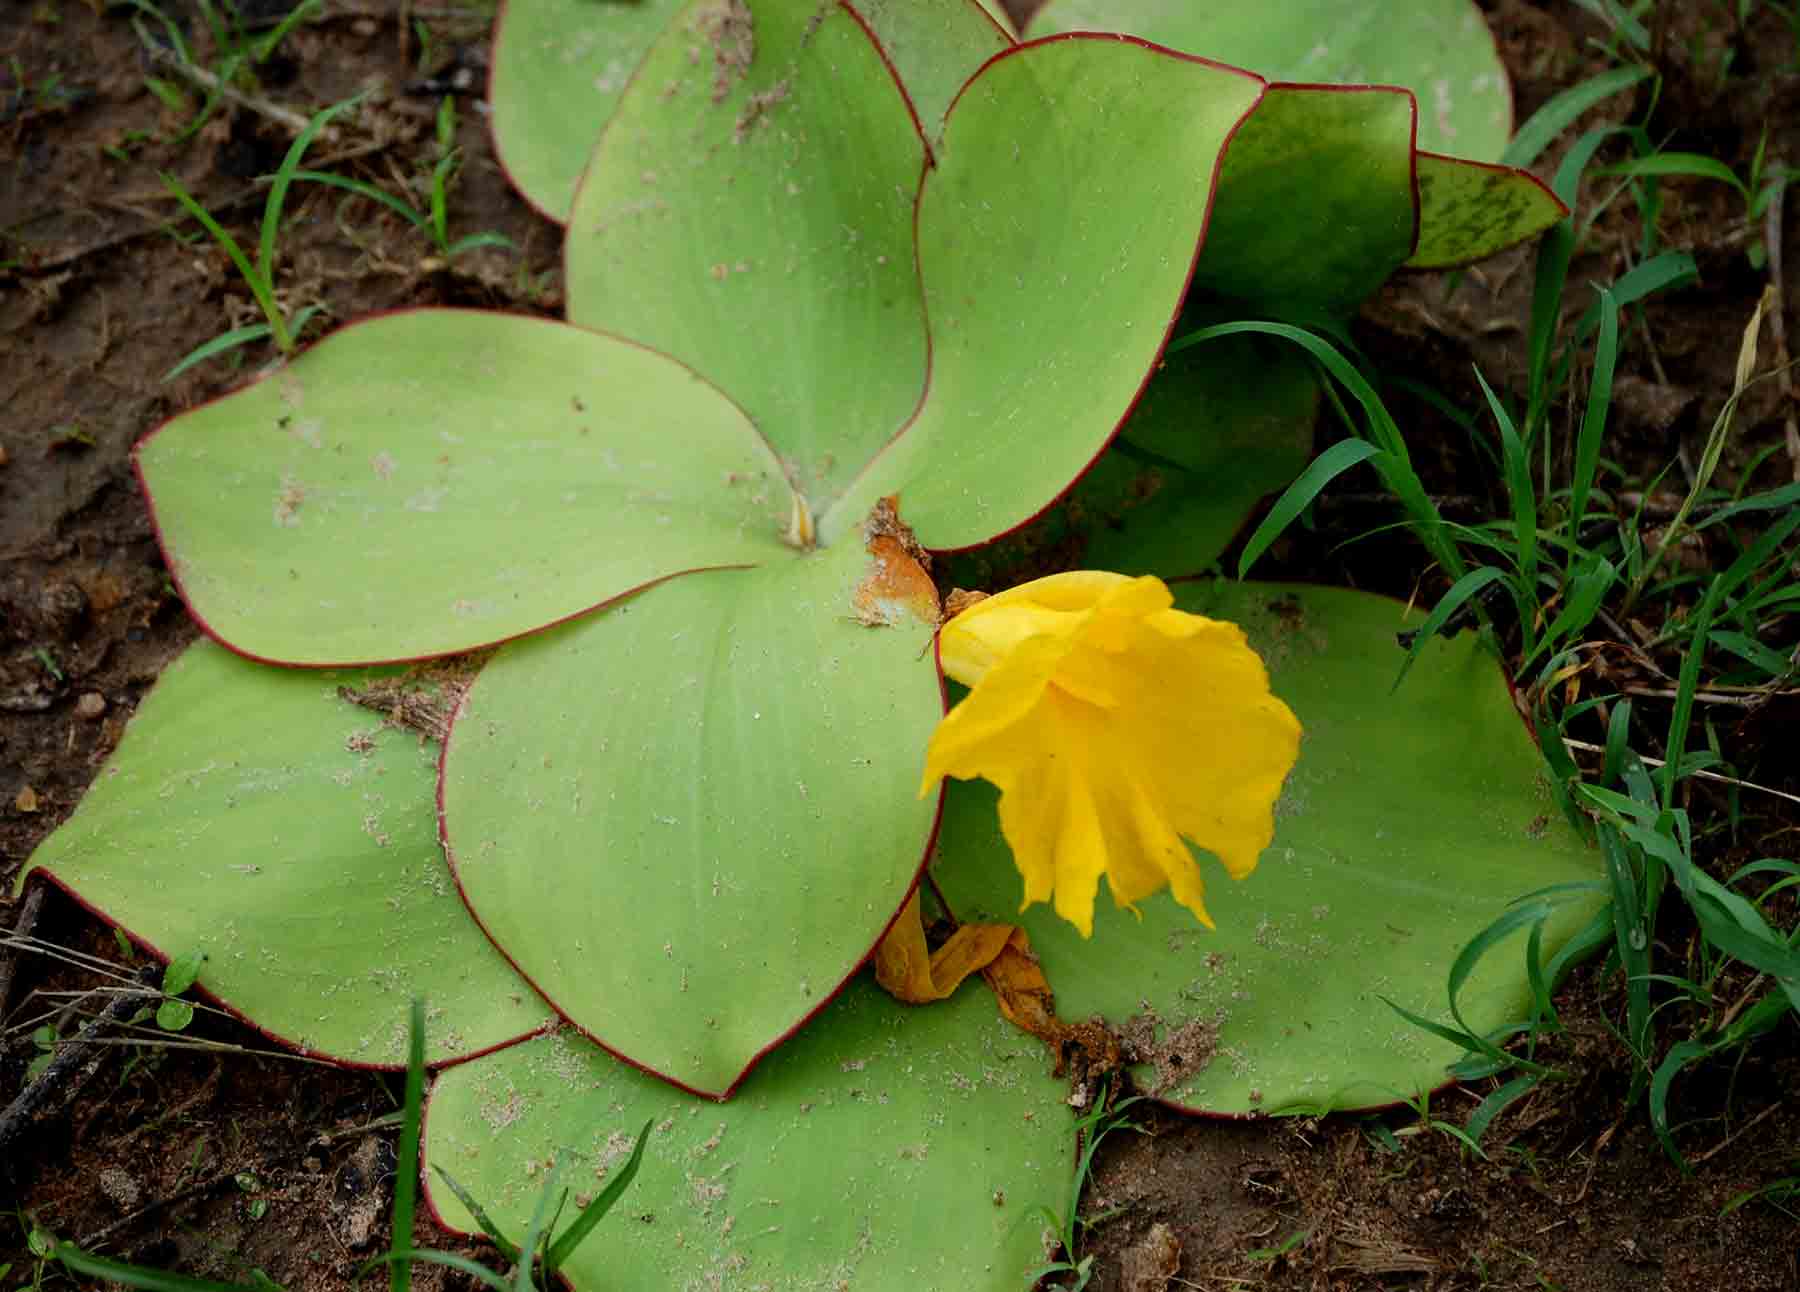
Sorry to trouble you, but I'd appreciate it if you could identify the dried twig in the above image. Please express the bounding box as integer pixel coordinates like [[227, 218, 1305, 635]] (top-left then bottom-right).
[[0, 965, 160, 1200], [0, 882, 47, 1027], [145, 44, 323, 139], [1562, 737, 1800, 808], [76, 1165, 248, 1253], [1690, 1100, 1782, 1167]]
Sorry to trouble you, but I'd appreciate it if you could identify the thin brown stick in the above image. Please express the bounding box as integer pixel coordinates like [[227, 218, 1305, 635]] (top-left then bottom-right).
[[1562, 737, 1800, 808], [146, 44, 322, 139], [0, 966, 160, 1198], [1617, 685, 1761, 708], [77, 1105, 403, 1253], [1690, 1101, 1781, 1167], [76, 1166, 248, 1252], [0, 881, 47, 1025]]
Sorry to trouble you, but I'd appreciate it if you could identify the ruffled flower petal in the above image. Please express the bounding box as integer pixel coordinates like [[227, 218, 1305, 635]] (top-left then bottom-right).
[[922, 573, 1301, 937]]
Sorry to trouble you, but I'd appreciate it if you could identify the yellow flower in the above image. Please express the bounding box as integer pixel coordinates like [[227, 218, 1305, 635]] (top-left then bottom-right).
[[921, 572, 1301, 937]]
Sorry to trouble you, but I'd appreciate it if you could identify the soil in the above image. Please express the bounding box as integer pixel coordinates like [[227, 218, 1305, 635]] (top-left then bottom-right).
[[2, 2, 1798, 1290]]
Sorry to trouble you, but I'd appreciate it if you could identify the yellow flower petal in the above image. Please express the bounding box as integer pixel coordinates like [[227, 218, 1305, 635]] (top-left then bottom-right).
[[936, 570, 1136, 687], [922, 572, 1301, 937]]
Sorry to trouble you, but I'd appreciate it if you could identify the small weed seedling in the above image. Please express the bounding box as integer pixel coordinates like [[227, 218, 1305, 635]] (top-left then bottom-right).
[[293, 95, 515, 265], [122, 0, 323, 146], [47, 1000, 650, 1292], [158, 96, 357, 380], [1236, 84, 1800, 1163], [1025, 1081, 1149, 1291]]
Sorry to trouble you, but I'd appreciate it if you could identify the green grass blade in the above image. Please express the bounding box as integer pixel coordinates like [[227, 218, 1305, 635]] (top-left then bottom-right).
[[1502, 65, 1652, 168], [1463, 1074, 1540, 1147], [447, 232, 518, 258], [1649, 1037, 1712, 1167], [1523, 919, 1554, 1036], [284, 302, 329, 339], [429, 1169, 521, 1265], [1443, 899, 1561, 1076], [356, 1252, 507, 1292], [54, 1246, 276, 1292], [1526, 220, 1574, 422], [1695, 480, 1800, 528], [543, 1119, 653, 1273], [1602, 697, 1633, 787], [1393, 566, 1510, 692], [1174, 320, 1458, 577], [1524, 125, 1618, 432], [390, 1000, 426, 1292], [142, 75, 188, 113], [1727, 859, 1800, 889], [254, 0, 322, 62], [1686, 894, 1800, 985], [510, 1161, 563, 1292], [1234, 439, 1382, 578], [162, 323, 274, 382], [288, 170, 428, 229], [1598, 826, 1652, 1076], [1596, 153, 1749, 198], [1526, 554, 1615, 670], [430, 153, 456, 251], [1709, 629, 1791, 676], [1634, 290, 1780, 607], [158, 174, 282, 343], [1568, 285, 1619, 556], [1472, 367, 1535, 596], [1573, 252, 1699, 342], [260, 96, 366, 295], [119, 0, 194, 63], [1544, 904, 1617, 984], [194, 0, 230, 54], [1662, 510, 1800, 806], [1378, 995, 1489, 1054], [1570, 0, 1650, 50]]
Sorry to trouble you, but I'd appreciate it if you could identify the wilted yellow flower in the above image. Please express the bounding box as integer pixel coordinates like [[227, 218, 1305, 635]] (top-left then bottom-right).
[[921, 572, 1301, 937]]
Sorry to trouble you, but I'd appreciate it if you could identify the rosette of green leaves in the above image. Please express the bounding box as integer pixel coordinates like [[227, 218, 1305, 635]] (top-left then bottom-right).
[[23, 3, 1602, 1286]]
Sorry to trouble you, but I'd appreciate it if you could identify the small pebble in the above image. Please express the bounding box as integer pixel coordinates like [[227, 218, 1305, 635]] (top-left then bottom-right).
[[99, 1167, 142, 1210], [75, 692, 106, 719], [38, 580, 88, 639]]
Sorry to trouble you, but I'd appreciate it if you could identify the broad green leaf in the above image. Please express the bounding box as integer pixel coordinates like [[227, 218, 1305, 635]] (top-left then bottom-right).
[[21, 641, 551, 1066], [1193, 85, 1416, 318], [161, 947, 207, 996], [946, 332, 1317, 589], [441, 539, 940, 1096], [1408, 153, 1567, 268], [1029, 0, 1512, 160], [425, 979, 1069, 1291], [490, 0, 1009, 224], [565, 0, 929, 514], [854, 0, 1014, 140], [137, 311, 791, 666], [156, 1000, 196, 1032], [932, 581, 1603, 1114], [823, 36, 1265, 550], [490, 0, 687, 221]]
